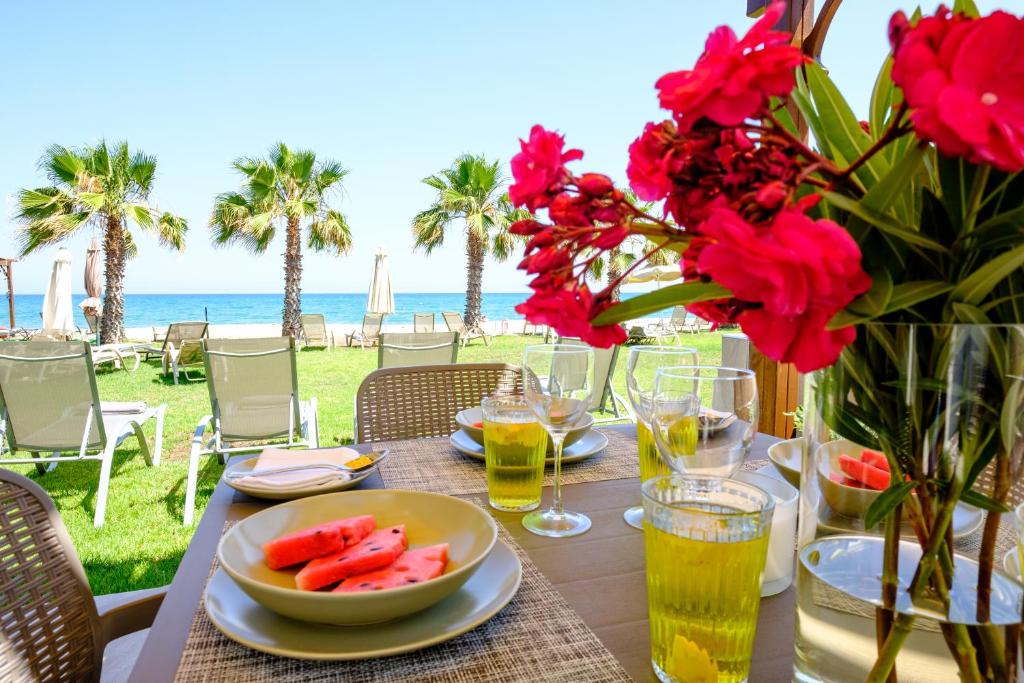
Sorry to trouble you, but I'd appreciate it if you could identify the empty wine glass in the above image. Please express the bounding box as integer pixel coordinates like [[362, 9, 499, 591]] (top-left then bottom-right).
[[623, 345, 699, 529], [521, 344, 595, 537], [651, 366, 758, 478]]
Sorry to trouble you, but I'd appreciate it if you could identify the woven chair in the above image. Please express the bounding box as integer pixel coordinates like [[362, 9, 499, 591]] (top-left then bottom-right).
[[413, 312, 435, 333], [0, 468, 166, 683], [345, 313, 384, 349], [377, 332, 459, 369], [354, 363, 521, 443], [184, 337, 319, 525], [0, 342, 166, 527], [442, 311, 490, 346], [300, 313, 334, 349]]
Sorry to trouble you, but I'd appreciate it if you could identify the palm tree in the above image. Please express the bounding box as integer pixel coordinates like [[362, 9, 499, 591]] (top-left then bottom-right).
[[210, 143, 352, 338], [16, 141, 187, 343], [412, 154, 521, 327]]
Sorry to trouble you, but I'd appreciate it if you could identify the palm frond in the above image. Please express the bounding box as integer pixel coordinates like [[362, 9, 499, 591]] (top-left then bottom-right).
[[155, 212, 188, 251], [411, 207, 451, 253], [128, 150, 157, 194], [308, 209, 352, 255], [209, 192, 277, 254], [41, 144, 85, 186], [16, 211, 91, 255], [123, 229, 139, 260], [313, 161, 348, 195]]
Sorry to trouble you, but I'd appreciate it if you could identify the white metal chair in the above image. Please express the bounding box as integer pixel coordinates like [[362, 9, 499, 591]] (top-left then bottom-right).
[[300, 313, 334, 349], [442, 311, 489, 346], [377, 331, 459, 368], [184, 337, 319, 525], [0, 342, 166, 527], [345, 313, 384, 349], [413, 312, 435, 333]]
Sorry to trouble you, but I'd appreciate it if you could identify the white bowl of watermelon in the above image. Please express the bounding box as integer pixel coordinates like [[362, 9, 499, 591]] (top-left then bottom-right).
[[217, 489, 498, 626], [816, 439, 894, 519]]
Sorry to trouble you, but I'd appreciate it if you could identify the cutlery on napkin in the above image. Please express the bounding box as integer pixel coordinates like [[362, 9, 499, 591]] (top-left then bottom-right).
[[232, 447, 371, 489]]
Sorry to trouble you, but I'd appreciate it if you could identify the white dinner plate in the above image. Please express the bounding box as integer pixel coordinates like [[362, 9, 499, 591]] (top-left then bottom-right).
[[205, 539, 522, 660], [1004, 548, 1021, 582], [449, 428, 608, 465], [223, 450, 379, 500]]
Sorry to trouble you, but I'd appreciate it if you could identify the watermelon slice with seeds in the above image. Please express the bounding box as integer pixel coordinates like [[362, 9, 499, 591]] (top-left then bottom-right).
[[295, 525, 407, 591], [262, 515, 376, 569], [334, 543, 450, 593], [838, 454, 890, 491], [859, 450, 890, 472]]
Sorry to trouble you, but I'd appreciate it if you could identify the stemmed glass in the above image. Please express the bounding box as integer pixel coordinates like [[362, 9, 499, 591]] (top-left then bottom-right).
[[521, 344, 595, 537], [623, 345, 699, 529], [651, 366, 758, 478]]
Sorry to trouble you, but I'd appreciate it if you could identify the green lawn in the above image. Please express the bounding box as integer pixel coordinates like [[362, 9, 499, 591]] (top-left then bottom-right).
[[6, 332, 725, 595]]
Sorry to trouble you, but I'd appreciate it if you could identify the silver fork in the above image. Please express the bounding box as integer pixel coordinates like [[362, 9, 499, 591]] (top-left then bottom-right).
[[225, 450, 388, 481]]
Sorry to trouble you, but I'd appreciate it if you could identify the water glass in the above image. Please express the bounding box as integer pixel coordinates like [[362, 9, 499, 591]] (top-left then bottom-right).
[[643, 475, 774, 683], [521, 344, 594, 537], [733, 470, 798, 596], [1014, 502, 1024, 581], [623, 345, 699, 529], [652, 366, 758, 478], [482, 396, 547, 512]]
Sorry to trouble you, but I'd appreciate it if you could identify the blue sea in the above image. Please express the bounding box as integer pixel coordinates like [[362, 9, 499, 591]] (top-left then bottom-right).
[[10, 293, 539, 329]]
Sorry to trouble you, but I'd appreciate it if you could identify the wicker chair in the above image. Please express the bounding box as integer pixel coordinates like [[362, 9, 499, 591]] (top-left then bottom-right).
[[0, 468, 165, 683], [354, 363, 522, 442]]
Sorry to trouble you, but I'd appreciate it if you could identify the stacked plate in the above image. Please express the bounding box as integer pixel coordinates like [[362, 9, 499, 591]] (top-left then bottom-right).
[[450, 407, 608, 464]]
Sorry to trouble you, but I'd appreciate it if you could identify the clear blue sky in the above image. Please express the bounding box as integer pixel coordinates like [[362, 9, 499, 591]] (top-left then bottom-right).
[[1, 1, 1017, 295]]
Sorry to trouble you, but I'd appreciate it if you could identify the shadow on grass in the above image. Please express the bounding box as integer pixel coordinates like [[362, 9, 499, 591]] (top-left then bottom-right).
[[163, 454, 222, 521], [84, 554, 183, 595]]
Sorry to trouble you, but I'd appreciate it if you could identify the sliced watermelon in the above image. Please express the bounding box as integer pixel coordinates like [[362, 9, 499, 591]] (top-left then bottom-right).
[[295, 525, 408, 591], [334, 543, 450, 593], [859, 450, 890, 472], [263, 515, 374, 569], [838, 454, 890, 491], [828, 472, 865, 488]]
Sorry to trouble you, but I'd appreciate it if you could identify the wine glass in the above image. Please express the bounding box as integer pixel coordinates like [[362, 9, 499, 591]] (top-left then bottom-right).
[[623, 345, 699, 529], [521, 344, 595, 537], [651, 366, 758, 478]]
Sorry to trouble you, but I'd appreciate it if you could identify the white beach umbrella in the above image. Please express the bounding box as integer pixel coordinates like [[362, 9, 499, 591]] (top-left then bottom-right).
[[366, 248, 394, 315], [42, 247, 75, 334], [623, 264, 681, 285], [79, 237, 103, 315]]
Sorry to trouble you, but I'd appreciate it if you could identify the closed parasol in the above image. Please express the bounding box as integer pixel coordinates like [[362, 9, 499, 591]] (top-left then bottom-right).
[[366, 248, 394, 315], [42, 248, 74, 334]]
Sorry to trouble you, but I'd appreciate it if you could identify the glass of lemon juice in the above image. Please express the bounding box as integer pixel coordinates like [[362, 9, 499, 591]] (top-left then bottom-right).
[[624, 346, 699, 529], [482, 396, 547, 512], [643, 475, 774, 683]]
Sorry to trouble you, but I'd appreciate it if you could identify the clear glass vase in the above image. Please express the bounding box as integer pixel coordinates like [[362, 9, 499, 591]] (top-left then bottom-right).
[[795, 324, 1024, 682]]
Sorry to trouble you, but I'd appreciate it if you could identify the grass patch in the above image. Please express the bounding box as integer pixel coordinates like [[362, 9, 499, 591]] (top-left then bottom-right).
[[4, 331, 725, 594]]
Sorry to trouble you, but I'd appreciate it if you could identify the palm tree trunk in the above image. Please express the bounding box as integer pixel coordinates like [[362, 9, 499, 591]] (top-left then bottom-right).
[[282, 214, 303, 338], [607, 248, 623, 301], [99, 215, 126, 344], [464, 228, 485, 327]]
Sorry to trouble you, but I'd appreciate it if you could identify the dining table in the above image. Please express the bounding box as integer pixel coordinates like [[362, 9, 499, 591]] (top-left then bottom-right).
[[127, 424, 795, 682]]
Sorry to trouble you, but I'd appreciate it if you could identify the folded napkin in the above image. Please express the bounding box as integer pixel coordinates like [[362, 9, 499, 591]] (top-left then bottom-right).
[[101, 401, 148, 415], [235, 446, 362, 489]]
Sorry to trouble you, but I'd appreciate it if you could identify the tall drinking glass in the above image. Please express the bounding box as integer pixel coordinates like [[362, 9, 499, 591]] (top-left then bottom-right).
[[643, 475, 774, 683], [623, 345, 699, 529], [481, 396, 547, 512], [521, 344, 594, 537], [651, 366, 758, 478]]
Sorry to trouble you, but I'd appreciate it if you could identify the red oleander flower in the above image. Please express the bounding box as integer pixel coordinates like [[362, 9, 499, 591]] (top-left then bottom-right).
[[509, 126, 584, 210], [655, 1, 808, 131], [516, 286, 627, 347], [691, 206, 870, 370], [891, 8, 1024, 172], [627, 121, 678, 201]]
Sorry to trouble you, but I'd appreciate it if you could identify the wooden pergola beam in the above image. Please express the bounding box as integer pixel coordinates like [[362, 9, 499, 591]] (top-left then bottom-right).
[[0, 258, 15, 330]]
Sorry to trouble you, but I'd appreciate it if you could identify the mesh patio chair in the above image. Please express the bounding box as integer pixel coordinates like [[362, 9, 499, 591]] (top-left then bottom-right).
[[442, 311, 490, 346], [377, 331, 459, 369], [413, 312, 435, 333], [184, 337, 319, 525], [142, 321, 209, 383], [555, 338, 631, 423], [354, 363, 521, 442], [0, 468, 167, 683], [300, 313, 334, 350], [345, 313, 384, 349], [0, 342, 166, 527]]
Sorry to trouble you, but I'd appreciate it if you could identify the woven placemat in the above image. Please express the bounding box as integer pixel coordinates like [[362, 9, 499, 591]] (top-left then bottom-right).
[[173, 522, 632, 682], [377, 428, 640, 495]]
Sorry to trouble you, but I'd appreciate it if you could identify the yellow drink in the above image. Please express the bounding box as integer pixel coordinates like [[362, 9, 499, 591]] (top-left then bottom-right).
[[483, 419, 546, 512], [643, 477, 772, 683], [638, 420, 670, 482]]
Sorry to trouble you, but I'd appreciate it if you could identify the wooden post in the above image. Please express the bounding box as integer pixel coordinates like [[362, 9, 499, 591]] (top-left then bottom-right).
[[750, 346, 800, 438], [0, 259, 14, 330]]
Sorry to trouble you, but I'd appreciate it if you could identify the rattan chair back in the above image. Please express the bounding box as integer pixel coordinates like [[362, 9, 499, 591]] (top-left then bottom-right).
[[0, 468, 103, 682], [378, 332, 459, 369], [203, 337, 300, 441], [413, 312, 435, 333], [0, 342, 106, 452], [355, 363, 521, 442]]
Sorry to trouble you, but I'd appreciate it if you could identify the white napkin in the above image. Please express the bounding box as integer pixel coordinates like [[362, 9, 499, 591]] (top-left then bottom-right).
[[235, 447, 362, 489]]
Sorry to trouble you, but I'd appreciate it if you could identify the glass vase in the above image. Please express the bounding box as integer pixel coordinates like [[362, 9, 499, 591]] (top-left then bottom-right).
[[795, 324, 1024, 682]]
